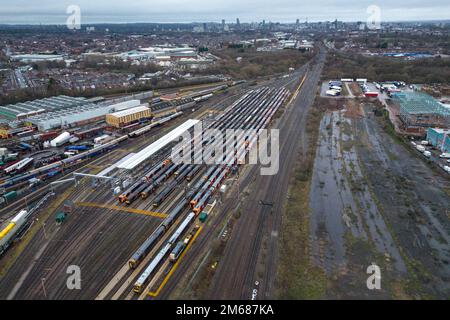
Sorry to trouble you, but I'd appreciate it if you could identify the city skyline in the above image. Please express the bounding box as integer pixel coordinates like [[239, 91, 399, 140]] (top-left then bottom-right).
[[0, 0, 449, 24]]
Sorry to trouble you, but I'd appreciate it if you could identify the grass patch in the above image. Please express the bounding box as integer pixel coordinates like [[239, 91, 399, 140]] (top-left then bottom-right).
[[275, 97, 333, 299], [0, 187, 73, 278]]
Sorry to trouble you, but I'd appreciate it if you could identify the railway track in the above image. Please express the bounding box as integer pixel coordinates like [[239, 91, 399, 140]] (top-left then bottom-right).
[[0, 89, 242, 299], [260, 50, 327, 299], [0, 70, 303, 300], [95, 84, 291, 299], [206, 49, 327, 299], [153, 71, 310, 299]]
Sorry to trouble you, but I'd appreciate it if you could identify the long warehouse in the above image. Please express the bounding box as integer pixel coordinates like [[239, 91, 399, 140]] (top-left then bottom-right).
[[117, 119, 199, 170]]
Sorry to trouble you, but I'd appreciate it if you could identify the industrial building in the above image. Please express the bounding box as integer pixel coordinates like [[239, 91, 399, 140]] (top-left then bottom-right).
[[107, 100, 141, 112], [176, 57, 214, 70], [0, 93, 153, 132], [106, 105, 152, 128], [394, 92, 450, 135], [117, 47, 197, 62], [10, 54, 64, 63], [426, 128, 450, 153], [27, 103, 115, 131], [117, 119, 199, 170], [0, 96, 91, 121]]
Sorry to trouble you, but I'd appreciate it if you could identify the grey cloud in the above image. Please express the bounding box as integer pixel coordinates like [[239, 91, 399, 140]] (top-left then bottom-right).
[[0, 0, 448, 23]]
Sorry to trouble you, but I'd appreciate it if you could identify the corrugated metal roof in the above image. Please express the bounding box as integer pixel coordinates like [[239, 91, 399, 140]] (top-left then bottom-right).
[[98, 153, 136, 177], [108, 105, 150, 118], [395, 92, 450, 116], [118, 119, 199, 170], [109, 99, 141, 111], [0, 95, 89, 119]]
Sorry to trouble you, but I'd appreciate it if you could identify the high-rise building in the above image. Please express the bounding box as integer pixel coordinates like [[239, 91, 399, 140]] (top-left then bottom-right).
[[222, 19, 225, 31], [236, 18, 240, 29]]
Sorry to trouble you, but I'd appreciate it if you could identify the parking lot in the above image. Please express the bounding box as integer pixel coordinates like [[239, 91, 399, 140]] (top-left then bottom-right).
[[410, 139, 450, 174]]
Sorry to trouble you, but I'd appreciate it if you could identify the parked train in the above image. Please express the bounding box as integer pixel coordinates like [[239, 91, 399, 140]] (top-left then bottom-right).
[[0, 209, 30, 255], [128, 87, 289, 294], [4, 157, 34, 175], [0, 113, 182, 192], [128, 200, 188, 269], [169, 226, 199, 262], [133, 212, 196, 293]]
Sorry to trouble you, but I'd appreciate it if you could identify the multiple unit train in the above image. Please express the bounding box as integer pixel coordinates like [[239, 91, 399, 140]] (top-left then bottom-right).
[[130, 86, 290, 293]]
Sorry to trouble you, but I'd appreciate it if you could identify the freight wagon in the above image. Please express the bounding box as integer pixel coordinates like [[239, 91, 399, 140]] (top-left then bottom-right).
[[120, 122, 141, 133], [0, 209, 29, 255], [73, 126, 105, 139], [2, 190, 17, 203], [65, 145, 90, 151]]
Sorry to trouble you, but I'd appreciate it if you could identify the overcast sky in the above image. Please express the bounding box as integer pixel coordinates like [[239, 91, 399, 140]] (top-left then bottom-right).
[[0, 0, 449, 24]]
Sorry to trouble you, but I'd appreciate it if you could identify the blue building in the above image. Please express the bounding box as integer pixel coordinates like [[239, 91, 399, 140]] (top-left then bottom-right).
[[427, 128, 450, 153]]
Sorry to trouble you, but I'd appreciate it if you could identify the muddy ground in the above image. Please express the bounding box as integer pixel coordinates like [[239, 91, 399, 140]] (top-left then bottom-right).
[[309, 101, 449, 299]]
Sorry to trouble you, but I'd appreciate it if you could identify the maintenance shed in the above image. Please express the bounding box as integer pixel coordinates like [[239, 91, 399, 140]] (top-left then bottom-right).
[[117, 119, 199, 170], [106, 105, 152, 128]]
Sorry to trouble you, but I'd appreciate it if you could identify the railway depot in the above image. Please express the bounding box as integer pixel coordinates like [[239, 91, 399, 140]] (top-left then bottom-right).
[[1, 14, 449, 303], [0, 78, 292, 299]]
